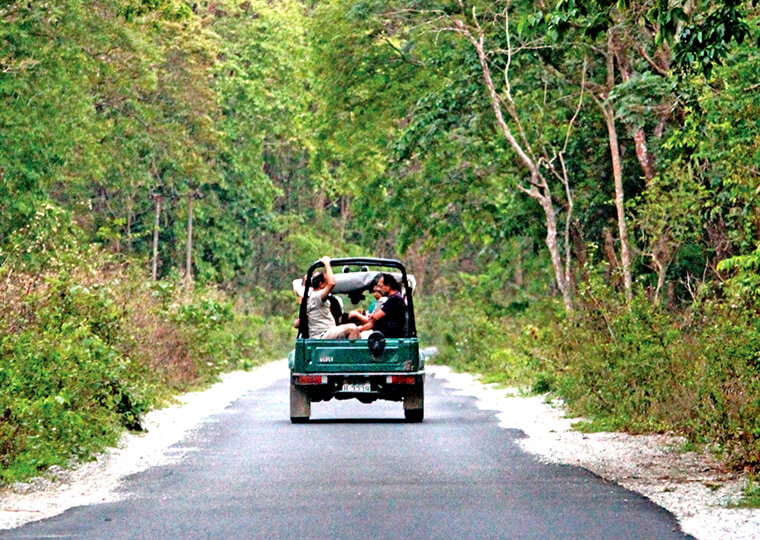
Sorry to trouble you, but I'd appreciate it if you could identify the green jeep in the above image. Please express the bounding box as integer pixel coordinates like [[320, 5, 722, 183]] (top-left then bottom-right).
[[288, 257, 424, 423]]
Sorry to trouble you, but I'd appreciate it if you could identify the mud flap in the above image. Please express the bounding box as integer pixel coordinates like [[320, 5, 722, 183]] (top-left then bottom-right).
[[290, 384, 311, 423], [403, 382, 424, 422]]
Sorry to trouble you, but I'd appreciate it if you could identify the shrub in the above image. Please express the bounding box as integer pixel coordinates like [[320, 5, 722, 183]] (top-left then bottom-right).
[[422, 272, 760, 470], [549, 278, 760, 467], [0, 211, 292, 484]]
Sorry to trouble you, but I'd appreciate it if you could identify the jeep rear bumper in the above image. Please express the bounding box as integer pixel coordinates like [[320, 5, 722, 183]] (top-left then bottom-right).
[[291, 371, 425, 403]]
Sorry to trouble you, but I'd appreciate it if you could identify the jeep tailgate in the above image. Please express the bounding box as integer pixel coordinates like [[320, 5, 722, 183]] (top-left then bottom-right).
[[293, 338, 419, 373]]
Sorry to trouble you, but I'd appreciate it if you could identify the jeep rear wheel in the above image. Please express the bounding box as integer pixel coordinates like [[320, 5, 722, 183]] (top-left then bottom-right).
[[404, 408, 424, 422], [403, 382, 424, 423], [290, 384, 311, 423]]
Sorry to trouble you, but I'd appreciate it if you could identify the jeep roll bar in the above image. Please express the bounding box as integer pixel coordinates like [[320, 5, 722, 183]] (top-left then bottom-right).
[[297, 257, 417, 339]]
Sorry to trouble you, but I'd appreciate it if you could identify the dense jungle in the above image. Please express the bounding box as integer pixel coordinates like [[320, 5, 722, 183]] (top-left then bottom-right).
[[2, 0, 760, 493]]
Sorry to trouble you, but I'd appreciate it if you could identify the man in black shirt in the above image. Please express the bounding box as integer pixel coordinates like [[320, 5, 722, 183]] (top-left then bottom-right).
[[353, 273, 406, 338]]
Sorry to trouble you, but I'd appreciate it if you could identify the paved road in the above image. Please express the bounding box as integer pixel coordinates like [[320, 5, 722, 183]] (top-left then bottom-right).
[[2, 371, 691, 539]]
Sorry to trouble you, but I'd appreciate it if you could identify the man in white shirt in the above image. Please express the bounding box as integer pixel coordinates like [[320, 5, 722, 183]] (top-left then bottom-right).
[[306, 256, 359, 339]]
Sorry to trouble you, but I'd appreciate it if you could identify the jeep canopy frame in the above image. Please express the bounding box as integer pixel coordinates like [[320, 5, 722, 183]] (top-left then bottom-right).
[[297, 257, 417, 339]]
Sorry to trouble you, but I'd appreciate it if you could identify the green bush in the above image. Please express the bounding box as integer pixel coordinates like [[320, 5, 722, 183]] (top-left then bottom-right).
[[417, 292, 554, 387], [422, 273, 760, 470], [0, 274, 146, 482], [548, 278, 760, 467], [171, 290, 293, 381], [0, 215, 292, 485]]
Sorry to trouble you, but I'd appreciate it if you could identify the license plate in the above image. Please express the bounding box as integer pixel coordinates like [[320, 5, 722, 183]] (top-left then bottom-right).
[[342, 382, 371, 393]]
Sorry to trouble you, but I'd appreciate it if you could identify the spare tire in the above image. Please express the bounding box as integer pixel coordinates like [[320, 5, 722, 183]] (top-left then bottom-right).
[[367, 331, 386, 358]]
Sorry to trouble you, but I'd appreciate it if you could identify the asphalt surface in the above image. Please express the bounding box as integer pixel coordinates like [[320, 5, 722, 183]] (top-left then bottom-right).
[[2, 371, 692, 539]]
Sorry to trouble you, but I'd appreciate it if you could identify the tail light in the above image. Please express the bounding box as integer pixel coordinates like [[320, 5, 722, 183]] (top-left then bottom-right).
[[387, 375, 416, 384], [297, 375, 327, 385]]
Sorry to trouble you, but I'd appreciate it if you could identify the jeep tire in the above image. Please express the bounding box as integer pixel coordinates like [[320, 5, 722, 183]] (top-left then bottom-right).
[[403, 382, 424, 423]]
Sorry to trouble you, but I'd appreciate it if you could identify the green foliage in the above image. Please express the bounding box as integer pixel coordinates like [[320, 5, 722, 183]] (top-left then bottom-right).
[[0, 203, 81, 272], [559, 283, 760, 468], [428, 270, 760, 469], [417, 279, 556, 389], [663, 40, 760, 259], [673, 1, 753, 77], [0, 265, 149, 481], [3, 0, 760, 481], [631, 162, 708, 299], [0, 0, 311, 288], [718, 244, 760, 310], [169, 289, 292, 380], [734, 473, 760, 508], [0, 222, 291, 485]]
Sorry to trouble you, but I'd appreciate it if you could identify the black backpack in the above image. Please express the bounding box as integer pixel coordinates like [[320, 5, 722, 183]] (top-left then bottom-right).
[[326, 295, 343, 324]]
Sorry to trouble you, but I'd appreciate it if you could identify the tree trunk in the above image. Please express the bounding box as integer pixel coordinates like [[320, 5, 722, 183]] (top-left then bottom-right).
[[563, 186, 574, 291], [632, 128, 656, 183], [652, 232, 673, 304], [571, 226, 589, 283], [152, 195, 161, 281], [602, 105, 633, 298], [537, 189, 573, 314], [611, 32, 657, 184], [185, 193, 193, 285], [654, 255, 666, 304]]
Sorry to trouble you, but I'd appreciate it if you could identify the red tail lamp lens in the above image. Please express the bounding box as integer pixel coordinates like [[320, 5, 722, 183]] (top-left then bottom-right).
[[297, 375, 326, 384], [389, 375, 416, 385]]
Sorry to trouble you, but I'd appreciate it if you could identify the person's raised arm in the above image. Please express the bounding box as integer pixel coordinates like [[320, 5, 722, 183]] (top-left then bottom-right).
[[318, 256, 336, 300]]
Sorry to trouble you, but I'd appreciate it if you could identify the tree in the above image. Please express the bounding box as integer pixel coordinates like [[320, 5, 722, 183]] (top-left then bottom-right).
[[371, 0, 591, 312], [0, 0, 102, 241]]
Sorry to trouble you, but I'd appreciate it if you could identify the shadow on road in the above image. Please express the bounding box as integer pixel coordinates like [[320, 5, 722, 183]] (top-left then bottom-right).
[[296, 418, 409, 424]]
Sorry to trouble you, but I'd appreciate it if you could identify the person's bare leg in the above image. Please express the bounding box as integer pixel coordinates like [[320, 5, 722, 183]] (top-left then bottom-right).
[[347, 325, 361, 340]]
